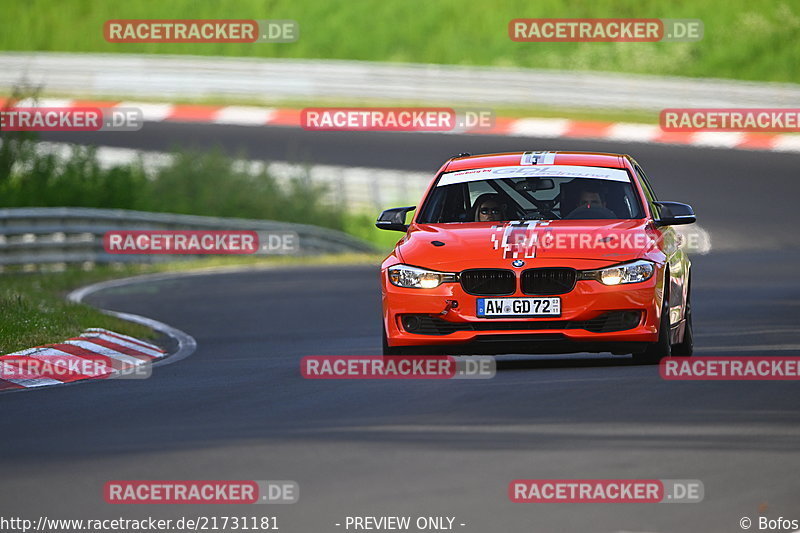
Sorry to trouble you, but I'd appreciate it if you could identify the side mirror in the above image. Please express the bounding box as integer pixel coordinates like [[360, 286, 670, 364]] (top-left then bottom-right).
[[376, 206, 416, 232], [653, 201, 696, 227]]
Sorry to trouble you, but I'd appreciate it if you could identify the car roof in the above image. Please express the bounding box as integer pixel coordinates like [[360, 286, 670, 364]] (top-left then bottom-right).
[[445, 151, 629, 172]]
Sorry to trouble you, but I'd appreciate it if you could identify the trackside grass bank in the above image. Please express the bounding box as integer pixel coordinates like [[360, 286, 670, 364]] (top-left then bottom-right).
[[0, 267, 156, 354], [1, 0, 798, 83], [0, 254, 382, 354]]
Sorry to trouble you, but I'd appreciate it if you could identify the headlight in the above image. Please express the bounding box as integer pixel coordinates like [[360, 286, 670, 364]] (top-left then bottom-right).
[[581, 260, 655, 286], [388, 264, 457, 289]]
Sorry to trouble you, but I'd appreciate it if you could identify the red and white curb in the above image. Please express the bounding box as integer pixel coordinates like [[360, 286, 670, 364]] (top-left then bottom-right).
[[0, 273, 198, 393], [3, 98, 800, 153], [0, 328, 165, 391]]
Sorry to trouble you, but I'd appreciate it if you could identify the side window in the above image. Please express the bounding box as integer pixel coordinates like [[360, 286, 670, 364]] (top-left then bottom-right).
[[444, 184, 469, 222], [633, 163, 660, 217]]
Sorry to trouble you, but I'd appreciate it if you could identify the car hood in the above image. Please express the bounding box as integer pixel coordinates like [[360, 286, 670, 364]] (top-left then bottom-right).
[[397, 219, 660, 270]]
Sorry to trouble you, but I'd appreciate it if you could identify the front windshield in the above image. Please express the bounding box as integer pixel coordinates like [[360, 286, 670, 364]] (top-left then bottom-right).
[[417, 173, 644, 223]]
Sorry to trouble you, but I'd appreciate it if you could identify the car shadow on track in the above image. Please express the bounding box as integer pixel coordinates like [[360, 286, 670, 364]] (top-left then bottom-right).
[[493, 354, 646, 371]]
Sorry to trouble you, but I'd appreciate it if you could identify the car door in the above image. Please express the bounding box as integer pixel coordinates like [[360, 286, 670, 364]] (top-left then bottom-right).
[[633, 161, 690, 328]]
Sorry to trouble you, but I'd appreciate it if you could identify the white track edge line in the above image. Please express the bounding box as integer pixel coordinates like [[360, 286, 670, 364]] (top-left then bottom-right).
[[67, 278, 197, 370], [0, 276, 198, 394]]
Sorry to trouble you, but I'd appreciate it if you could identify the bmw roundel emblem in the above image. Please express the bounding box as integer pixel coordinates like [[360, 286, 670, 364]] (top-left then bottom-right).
[[512, 259, 525, 268]]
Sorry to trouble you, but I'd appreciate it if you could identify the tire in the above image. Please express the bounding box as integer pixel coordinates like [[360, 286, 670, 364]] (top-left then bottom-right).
[[671, 283, 694, 357], [382, 326, 414, 356], [637, 286, 672, 365]]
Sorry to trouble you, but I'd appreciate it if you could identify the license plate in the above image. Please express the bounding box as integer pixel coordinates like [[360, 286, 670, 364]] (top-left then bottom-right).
[[476, 297, 561, 317]]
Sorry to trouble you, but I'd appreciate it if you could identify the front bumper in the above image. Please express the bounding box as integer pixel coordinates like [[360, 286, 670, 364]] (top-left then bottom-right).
[[382, 267, 662, 354]]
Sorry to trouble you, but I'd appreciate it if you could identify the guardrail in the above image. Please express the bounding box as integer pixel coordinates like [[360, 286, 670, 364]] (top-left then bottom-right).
[[2, 52, 799, 110], [0, 207, 376, 268]]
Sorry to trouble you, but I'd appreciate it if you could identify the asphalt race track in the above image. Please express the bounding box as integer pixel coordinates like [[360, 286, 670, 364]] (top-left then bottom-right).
[[2, 125, 799, 532], [41, 123, 800, 250]]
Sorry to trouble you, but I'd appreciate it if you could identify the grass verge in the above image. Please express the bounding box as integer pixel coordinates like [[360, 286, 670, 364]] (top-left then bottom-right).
[[0, 266, 156, 354], [1, 0, 798, 83], [0, 253, 383, 355]]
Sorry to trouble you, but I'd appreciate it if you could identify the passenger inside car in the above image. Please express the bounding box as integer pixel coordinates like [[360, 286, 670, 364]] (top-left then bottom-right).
[[472, 193, 508, 222]]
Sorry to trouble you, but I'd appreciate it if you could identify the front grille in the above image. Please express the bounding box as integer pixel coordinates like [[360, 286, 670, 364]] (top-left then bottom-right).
[[459, 269, 516, 295], [400, 311, 642, 336], [521, 268, 577, 295]]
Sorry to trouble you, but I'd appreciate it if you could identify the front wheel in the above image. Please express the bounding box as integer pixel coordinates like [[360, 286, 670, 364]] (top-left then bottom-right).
[[671, 285, 693, 356], [382, 326, 414, 356], [636, 293, 671, 365]]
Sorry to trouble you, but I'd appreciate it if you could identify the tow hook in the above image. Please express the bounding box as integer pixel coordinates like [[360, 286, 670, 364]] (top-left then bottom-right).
[[440, 300, 459, 315]]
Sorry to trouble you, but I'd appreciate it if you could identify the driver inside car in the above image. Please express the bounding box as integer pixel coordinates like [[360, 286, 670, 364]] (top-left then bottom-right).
[[578, 189, 607, 210], [564, 185, 618, 219]]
